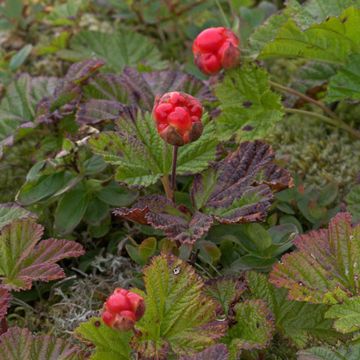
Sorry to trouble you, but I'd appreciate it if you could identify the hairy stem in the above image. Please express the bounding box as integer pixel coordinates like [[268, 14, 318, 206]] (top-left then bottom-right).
[[270, 80, 338, 119], [271, 80, 360, 139], [171, 146, 178, 192], [284, 108, 360, 139], [161, 175, 173, 201]]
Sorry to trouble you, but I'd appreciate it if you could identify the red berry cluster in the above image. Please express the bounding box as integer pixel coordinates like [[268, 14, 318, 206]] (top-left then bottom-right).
[[153, 91, 203, 146], [192, 27, 240, 75], [102, 288, 145, 331]]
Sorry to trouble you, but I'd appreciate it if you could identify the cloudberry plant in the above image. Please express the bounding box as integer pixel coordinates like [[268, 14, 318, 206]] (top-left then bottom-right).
[[102, 288, 145, 331], [153, 91, 203, 146], [192, 27, 240, 75]]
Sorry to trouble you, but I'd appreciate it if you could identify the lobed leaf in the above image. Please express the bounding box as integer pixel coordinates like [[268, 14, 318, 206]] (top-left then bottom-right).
[[298, 343, 360, 360], [114, 195, 213, 244], [222, 299, 274, 359], [75, 317, 132, 360], [134, 254, 227, 358], [215, 66, 284, 141], [0, 219, 85, 290], [247, 272, 337, 347], [78, 67, 214, 124], [205, 277, 247, 316], [325, 296, 360, 334], [260, 7, 360, 64], [248, 0, 359, 55], [0, 203, 34, 230], [0, 287, 10, 325], [191, 141, 292, 224], [89, 112, 218, 187], [0, 327, 81, 360], [0, 74, 57, 145], [59, 30, 166, 72], [270, 212, 360, 304], [326, 54, 360, 102], [180, 344, 229, 360]]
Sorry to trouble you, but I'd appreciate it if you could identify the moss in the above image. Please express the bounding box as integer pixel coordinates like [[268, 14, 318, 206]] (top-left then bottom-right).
[[268, 114, 360, 195]]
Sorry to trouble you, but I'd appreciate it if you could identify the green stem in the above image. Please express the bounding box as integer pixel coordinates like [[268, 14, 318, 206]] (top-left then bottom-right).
[[270, 80, 360, 139], [284, 108, 360, 139], [215, 0, 231, 28], [161, 175, 173, 201], [269, 80, 338, 119]]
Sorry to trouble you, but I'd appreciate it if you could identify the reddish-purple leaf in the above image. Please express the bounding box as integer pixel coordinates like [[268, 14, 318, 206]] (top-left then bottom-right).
[[0, 287, 10, 325], [121, 67, 215, 110], [76, 100, 137, 125], [77, 68, 214, 124], [36, 59, 105, 124], [0, 327, 81, 360], [270, 212, 359, 303], [114, 195, 213, 244], [0, 219, 85, 291], [191, 141, 293, 224], [180, 344, 228, 360]]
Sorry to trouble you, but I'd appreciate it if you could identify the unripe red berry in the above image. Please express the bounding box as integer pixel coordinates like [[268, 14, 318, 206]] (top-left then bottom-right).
[[153, 92, 203, 146], [102, 288, 145, 331], [192, 27, 240, 75]]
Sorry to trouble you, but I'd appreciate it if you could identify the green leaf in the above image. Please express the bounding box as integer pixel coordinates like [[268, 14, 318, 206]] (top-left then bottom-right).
[[0, 203, 34, 230], [0, 219, 84, 290], [96, 181, 139, 207], [75, 317, 132, 360], [16, 172, 73, 206], [260, 7, 360, 64], [205, 278, 246, 316], [135, 254, 226, 358], [9, 44, 33, 71], [326, 54, 360, 102], [0, 74, 57, 143], [83, 197, 109, 225], [46, 0, 85, 25], [270, 212, 360, 304], [54, 184, 89, 234], [82, 155, 107, 175], [325, 296, 360, 334], [247, 271, 337, 347], [59, 30, 166, 72], [215, 66, 284, 141], [245, 223, 272, 251], [0, 327, 81, 360], [127, 237, 157, 265], [90, 112, 217, 187], [298, 343, 360, 360], [222, 299, 274, 359], [248, 0, 356, 55], [290, 61, 338, 94]]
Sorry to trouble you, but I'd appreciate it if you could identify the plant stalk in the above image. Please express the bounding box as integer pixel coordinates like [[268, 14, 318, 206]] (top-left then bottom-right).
[[161, 175, 173, 201], [271, 80, 360, 139], [284, 108, 360, 139], [269, 80, 338, 119], [171, 146, 178, 193]]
